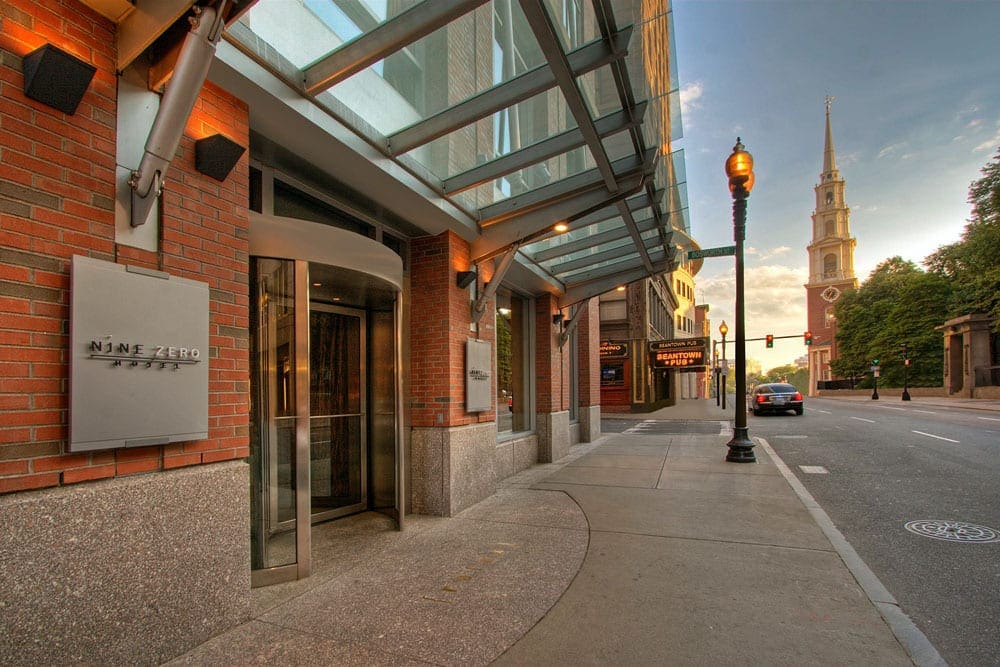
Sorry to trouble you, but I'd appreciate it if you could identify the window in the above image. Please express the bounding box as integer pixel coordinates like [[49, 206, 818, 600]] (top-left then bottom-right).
[[823, 253, 837, 276], [601, 363, 624, 386], [274, 179, 375, 238], [826, 191, 834, 205], [825, 220, 835, 237], [496, 288, 531, 435]]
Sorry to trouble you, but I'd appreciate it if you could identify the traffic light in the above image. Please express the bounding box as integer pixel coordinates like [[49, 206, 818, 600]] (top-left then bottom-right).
[[766, 334, 774, 348], [804, 331, 812, 346], [872, 358, 880, 366]]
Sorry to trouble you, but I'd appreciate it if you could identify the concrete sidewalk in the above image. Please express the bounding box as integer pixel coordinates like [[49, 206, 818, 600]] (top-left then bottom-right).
[[168, 399, 926, 666]]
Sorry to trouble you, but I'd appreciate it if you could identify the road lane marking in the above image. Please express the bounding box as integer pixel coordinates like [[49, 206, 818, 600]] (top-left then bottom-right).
[[912, 430, 959, 443], [810, 409, 831, 414], [799, 465, 828, 474], [978, 417, 1000, 422], [912, 409, 936, 414], [851, 417, 875, 423], [775, 435, 808, 439], [878, 406, 906, 411]]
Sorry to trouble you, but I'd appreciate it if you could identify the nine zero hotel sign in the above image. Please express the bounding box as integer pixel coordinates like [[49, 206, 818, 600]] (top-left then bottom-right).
[[649, 337, 708, 370], [69, 255, 209, 452]]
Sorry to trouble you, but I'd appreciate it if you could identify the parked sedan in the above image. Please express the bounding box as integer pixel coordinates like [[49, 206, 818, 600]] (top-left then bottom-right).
[[751, 383, 804, 415]]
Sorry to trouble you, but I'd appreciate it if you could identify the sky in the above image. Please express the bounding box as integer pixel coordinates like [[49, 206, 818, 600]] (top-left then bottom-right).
[[671, 0, 1000, 372]]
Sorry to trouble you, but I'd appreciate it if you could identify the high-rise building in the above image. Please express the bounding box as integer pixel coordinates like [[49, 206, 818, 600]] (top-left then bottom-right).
[[804, 97, 858, 395]]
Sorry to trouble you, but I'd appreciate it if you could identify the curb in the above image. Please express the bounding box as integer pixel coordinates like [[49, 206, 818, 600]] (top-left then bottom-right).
[[756, 436, 948, 667]]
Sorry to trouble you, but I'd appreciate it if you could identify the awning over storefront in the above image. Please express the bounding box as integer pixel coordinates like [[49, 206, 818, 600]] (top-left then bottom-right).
[[112, 0, 692, 304]]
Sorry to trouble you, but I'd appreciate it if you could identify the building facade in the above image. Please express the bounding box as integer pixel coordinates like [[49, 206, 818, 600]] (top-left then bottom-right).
[[804, 97, 857, 396], [0, 0, 692, 662]]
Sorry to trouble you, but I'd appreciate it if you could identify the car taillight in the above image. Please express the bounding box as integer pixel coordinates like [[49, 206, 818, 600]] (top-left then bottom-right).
[[756, 395, 767, 404], [793, 392, 803, 400]]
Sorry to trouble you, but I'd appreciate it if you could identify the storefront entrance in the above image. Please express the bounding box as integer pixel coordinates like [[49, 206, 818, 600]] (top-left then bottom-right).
[[248, 214, 404, 587]]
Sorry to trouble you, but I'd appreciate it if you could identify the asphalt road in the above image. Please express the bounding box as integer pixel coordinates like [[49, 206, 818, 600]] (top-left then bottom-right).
[[751, 397, 1000, 667]]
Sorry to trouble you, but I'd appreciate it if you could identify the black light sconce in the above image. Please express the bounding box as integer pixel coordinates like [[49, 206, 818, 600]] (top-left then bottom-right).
[[195, 134, 246, 181], [552, 313, 564, 325], [456, 270, 477, 289], [22, 44, 96, 115]]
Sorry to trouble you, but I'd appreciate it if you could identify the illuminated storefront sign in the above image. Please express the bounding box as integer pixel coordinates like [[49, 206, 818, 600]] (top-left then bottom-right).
[[600, 340, 629, 358], [649, 337, 708, 369]]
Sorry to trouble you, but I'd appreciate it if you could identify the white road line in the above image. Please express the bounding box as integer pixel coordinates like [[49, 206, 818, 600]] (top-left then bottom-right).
[[978, 417, 1000, 422], [810, 408, 832, 414], [912, 430, 959, 443], [775, 435, 808, 439], [911, 409, 936, 415], [878, 406, 906, 411], [851, 417, 876, 423], [799, 465, 829, 474]]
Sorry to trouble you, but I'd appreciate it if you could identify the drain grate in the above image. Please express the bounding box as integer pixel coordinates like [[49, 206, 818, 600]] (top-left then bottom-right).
[[904, 520, 1000, 543]]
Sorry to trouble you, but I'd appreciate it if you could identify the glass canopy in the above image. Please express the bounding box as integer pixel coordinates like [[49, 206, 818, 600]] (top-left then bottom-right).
[[227, 0, 691, 306]]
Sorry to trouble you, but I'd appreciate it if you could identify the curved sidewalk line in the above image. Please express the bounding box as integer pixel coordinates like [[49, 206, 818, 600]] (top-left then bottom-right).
[[756, 436, 948, 667]]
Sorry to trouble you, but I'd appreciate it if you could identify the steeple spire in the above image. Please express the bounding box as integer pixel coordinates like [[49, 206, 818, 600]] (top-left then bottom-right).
[[823, 95, 837, 174]]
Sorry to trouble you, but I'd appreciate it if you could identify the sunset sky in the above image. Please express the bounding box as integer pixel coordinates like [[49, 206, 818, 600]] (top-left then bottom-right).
[[672, 0, 1000, 371]]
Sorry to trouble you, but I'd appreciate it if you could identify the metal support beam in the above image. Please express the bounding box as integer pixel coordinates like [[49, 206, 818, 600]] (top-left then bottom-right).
[[387, 26, 632, 156], [130, 3, 227, 226], [570, 188, 662, 228], [548, 235, 660, 276], [518, 0, 617, 192], [472, 244, 519, 323], [560, 259, 672, 307], [558, 298, 588, 347], [443, 101, 647, 195], [304, 0, 490, 94], [529, 215, 660, 263]]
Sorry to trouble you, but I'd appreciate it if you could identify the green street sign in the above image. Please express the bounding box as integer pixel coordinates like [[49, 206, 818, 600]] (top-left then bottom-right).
[[687, 245, 736, 260]]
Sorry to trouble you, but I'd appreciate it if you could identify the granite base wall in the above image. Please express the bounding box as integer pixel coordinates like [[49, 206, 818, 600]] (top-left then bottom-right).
[[537, 410, 571, 463], [410, 422, 498, 516], [0, 461, 251, 666], [496, 433, 539, 482], [579, 405, 601, 443]]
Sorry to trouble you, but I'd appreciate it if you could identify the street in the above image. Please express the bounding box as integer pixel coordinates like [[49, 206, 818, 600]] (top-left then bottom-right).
[[751, 397, 1000, 667]]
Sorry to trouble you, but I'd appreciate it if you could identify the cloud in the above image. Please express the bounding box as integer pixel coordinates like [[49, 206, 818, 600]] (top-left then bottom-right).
[[746, 246, 792, 262], [697, 264, 808, 369], [877, 142, 907, 159], [973, 118, 1000, 153], [679, 82, 703, 122]]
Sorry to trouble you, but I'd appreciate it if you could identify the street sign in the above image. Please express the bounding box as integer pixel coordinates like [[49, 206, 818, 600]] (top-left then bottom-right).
[[687, 245, 736, 260]]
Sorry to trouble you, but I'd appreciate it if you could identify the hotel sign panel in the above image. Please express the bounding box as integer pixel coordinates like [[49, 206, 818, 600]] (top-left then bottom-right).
[[649, 337, 708, 369], [69, 256, 209, 452]]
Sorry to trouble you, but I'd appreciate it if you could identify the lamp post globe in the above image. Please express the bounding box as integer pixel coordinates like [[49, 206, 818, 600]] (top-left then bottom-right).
[[724, 138, 756, 463]]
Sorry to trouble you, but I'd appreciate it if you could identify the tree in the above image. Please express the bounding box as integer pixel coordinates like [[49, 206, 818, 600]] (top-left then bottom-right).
[[831, 257, 951, 387], [925, 147, 1000, 330], [761, 364, 808, 393]]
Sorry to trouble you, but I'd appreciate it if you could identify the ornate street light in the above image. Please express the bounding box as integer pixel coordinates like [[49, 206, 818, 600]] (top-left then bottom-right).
[[724, 138, 756, 463], [719, 320, 728, 410]]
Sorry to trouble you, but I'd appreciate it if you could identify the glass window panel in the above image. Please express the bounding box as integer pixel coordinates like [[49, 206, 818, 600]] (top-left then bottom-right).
[[317, 1, 545, 136], [578, 65, 620, 118], [460, 145, 594, 210], [557, 248, 666, 284], [496, 288, 530, 435], [404, 88, 573, 180], [542, 0, 594, 50]]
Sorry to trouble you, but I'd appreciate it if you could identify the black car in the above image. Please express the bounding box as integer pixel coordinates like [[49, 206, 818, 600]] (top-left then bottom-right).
[[751, 383, 804, 415]]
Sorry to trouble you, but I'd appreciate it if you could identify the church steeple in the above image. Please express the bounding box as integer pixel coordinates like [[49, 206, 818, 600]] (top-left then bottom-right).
[[822, 95, 837, 175], [805, 96, 858, 396]]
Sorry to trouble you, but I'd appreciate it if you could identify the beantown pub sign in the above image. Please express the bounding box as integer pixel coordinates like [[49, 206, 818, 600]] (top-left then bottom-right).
[[649, 337, 708, 370], [69, 256, 209, 452]]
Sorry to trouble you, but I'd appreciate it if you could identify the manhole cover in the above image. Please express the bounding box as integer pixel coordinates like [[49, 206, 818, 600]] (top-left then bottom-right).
[[904, 520, 1000, 543]]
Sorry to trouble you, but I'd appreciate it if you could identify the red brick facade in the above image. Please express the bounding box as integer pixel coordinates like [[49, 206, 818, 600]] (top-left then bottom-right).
[[409, 231, 496, 428], [0, 0, 250, 495]]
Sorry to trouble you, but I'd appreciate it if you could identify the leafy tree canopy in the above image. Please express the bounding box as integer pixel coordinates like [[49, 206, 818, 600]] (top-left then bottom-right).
[[830, 257, 950, 387], [925, 147, 1000, 330]]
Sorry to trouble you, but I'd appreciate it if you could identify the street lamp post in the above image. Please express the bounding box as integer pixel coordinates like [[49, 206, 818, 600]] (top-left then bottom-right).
[[719, 321, 728, 411], [901, 343, 911, 401], [724, 138, 756, 463]]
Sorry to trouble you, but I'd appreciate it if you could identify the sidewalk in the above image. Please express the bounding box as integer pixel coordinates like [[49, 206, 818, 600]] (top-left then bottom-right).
[[168, 399, 925, 666]]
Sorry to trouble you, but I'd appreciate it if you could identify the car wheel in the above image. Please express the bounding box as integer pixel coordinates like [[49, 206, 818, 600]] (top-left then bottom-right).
[[794, 407, 803, 415]]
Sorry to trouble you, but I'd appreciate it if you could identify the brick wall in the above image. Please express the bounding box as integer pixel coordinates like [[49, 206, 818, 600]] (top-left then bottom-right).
[[409, 230, 495, 428], [0, 0, 250, 495], [577, 297, 600, 406], [535, 292, 569, 412]]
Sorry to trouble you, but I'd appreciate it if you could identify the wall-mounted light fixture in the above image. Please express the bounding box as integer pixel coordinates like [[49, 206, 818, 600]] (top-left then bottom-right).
[[456, 270, 477, 289], [22, 44, 96, 115], [552, 313, 564, 325], [195, 133, 246, 182]]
